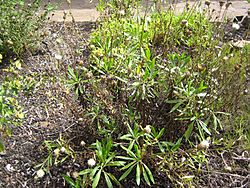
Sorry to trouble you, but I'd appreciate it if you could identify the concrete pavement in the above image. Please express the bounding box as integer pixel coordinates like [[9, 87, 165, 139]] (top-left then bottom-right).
[[44, 0, 249, 22]]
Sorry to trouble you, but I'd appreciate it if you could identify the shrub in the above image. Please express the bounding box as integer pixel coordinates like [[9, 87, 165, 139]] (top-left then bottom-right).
[[70, 4, 248, 142], [64, 0, 249, 186], [0, 0, 54, 56]]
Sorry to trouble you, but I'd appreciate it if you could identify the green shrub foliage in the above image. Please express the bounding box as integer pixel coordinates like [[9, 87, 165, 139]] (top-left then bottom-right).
[[0, 0, 53, 56]]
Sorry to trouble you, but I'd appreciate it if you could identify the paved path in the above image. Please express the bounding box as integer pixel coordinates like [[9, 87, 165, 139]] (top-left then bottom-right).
[[45, 0, 249, 22]]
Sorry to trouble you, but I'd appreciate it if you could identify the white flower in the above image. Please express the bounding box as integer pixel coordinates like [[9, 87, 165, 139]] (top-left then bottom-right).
[[87, 158, 96, 167], [181, 157, 186, 163], [72, 171, 79, 179], [143, 125, 151, 134], [80, 141, 86, 146], [197, 140, 210, 149], [60, 147, 66, 153], [232, 23, 240, 30], [223, 56, 229, 61], [36, 169, 45, 178], [78, 118, 84, 122]]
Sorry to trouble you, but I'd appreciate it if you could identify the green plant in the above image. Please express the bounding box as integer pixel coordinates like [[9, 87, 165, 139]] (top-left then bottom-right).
[[0, 59, 24, 152], [63, 0, 250, 187], [64, 138, 125, 188], [0, 0, 54, 56], [67, 65, 86, 97], [119, 143, 155, 186], [35, 134, 75, 177]]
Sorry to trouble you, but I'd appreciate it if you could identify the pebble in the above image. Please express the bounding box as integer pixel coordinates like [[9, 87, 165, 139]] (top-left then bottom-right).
[[6, 164, 14, 172]]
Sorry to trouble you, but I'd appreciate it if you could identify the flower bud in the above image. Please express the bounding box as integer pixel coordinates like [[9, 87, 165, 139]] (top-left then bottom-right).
[[205, 0, 211, 7], [80, 140, 86, 146], [36, 169, 45, 178], [197, 140, 210, 150], [60, 147, 66, 153], [181, 20, 188, 27], [143, 125, 151, 134]]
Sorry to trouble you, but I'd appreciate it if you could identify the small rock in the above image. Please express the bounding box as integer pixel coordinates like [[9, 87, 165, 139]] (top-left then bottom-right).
[[6, 164, 14, 172], [55, 54, 63, 60]]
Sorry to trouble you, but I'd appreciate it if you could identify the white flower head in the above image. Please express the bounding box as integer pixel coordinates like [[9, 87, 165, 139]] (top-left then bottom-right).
[[232, 23, 240, 30], [223, 56, 229, 61], [87, 158, 96, 167], [224, 165, 232, 172], [60, 147, 66, 153], [72, 171, 79, 179], [80, 141, 86, 146], [197, 140, 210, 149], [143, 125, 151, 134], [36, 169, 45, 178]]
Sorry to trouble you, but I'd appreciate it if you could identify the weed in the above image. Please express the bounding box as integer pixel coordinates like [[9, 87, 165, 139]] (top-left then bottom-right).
[[63, 138, 125, 188], [0, 59, 24, 152]]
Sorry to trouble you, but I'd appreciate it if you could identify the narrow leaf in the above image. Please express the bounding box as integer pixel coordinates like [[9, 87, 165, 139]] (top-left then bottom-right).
[[143, 164, 155, 184], [136, 163, 141, 186], [92, 170, 101, 188], [62, 174, 76, 187], [104, 172, 113, 188], [119, 164, 136, 181]]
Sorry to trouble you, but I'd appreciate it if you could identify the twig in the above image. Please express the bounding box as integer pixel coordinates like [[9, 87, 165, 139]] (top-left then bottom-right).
[[200, 169, 249, 178]]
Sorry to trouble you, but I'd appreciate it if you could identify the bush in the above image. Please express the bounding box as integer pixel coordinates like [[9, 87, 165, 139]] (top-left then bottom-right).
[[0, 0, 53, 56], [70, 5, 248, 142], [64, 1, 249, 186]]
